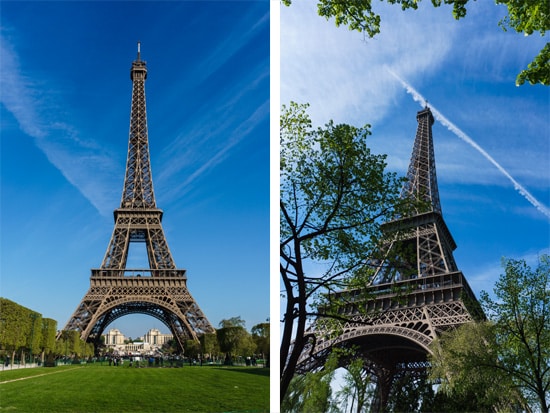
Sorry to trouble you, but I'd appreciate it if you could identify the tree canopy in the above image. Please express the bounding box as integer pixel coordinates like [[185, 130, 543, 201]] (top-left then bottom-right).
[[429, 321, 527, 412], [216, 316, 255, 365], [481, 255, 550, 412], [0, 297, 62, 365], [282, 0, 550, 85], [251, 322, 270, 360], [429, 255, 550, 413]]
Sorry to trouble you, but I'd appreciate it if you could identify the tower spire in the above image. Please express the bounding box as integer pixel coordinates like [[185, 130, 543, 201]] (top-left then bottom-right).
[[124, 43, 152, 208], [401, 106, 441, 214], [372, 106, 456, 285]]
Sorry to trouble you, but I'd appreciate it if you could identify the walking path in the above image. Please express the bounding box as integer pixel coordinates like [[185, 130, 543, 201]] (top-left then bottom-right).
[[0, 366, 83, 384], [1, 363, 40, 371]]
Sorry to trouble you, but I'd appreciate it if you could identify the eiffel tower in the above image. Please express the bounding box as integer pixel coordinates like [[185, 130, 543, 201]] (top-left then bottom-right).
[[297, 107, 484, 410], [61, 44, 214, 351]]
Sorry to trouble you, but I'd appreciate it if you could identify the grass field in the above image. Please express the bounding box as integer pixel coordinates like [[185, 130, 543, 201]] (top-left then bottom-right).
[[0, 364, 269, 412]]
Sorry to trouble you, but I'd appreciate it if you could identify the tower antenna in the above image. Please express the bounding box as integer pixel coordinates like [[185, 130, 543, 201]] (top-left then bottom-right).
[[137, 41, 141, 61]]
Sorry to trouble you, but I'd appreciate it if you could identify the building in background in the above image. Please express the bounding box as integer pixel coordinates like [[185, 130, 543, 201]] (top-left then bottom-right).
[[102, 328, 173, 355], [143, 328, 173, 346], [104, 328, 125, 346]]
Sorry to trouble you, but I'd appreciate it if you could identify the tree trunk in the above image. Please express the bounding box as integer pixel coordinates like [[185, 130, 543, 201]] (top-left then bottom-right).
[[280, 255, 308, 402]]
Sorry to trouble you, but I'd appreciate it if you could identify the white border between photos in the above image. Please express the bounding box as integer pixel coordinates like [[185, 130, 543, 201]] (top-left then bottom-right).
[[270, 1, 281, 412]]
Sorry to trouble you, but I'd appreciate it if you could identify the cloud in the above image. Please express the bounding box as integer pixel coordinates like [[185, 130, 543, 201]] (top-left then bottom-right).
[[0, 32, 120, 216], [160, 98, 269, 202], [155, 58, 269, 202], [151, 6, 269, 200], [280, 1, 459, 127], [0, 36, 47, 139], [280, 0, 549, 206], [389, 69, 550, 219], [190, 8, 269, 88]]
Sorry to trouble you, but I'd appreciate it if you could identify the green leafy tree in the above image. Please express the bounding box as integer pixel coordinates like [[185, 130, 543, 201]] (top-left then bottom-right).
[[251, 322, 270, 359], [429, 255, 549, 413], [280, 102, 406, 400], [0, 298, 44, 365], [386, 371, 435, 413], [27, 312, 42, 363], [236, 332, 256, 359], [219, 316, 246, 329], [282, 352, 339, 413], [334, 358, 375, 413], [497, 0, 549, 85], [161, 338, 179, 355], [480, 255, 550, 413], [282, 0, 549, 86], [184, 339, 201, 359], [0, 298, 22, 363], [55, 333, 72, 360], [200, 332, 220, 360], [216, 316, 250, 365], [63, 330, 82, 359], [84, 342, 95, 359], [39, 318, 57, 363], [429, 321, 527, 412]]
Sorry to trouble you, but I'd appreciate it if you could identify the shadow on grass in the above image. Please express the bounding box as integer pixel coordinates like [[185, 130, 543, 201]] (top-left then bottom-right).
[[214, 367, 270, 377]]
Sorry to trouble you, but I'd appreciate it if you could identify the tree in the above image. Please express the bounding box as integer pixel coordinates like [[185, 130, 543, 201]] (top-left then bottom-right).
[[219, 316, 246, 329], [67, 330, 81, 359], [282, 0, 549, 86], [200, 332, 220, 360], [334, 358, 375, 413], [429, 321, 527, 412], [27, 312, 42, 363], [251, 322, 270, 361], [184, 339, 201, 359], [280, 102, 407, 400], [39, 318, 57, 363], [236, 333, 256, 360], [161, 338, 179, 355], [0, 298, 45, 365], [282, 351, 339, 413], [480, 255, 550, 413], [429, 255, 549, 413], [496, 0, 549, 85], [386, 371, 436, 413], [216, 316, 251, 365]]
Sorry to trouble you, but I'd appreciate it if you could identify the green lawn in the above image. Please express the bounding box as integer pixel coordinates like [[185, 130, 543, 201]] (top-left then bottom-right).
[[0, 364, 269, 412]]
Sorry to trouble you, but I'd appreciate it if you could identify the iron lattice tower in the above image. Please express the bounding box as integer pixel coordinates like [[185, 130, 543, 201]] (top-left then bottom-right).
[[297, 107, 484, 410], [61, 44, 214, 351]]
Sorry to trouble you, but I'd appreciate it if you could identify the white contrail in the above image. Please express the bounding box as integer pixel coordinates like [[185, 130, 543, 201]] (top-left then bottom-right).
[[388, 69, 550, 219]]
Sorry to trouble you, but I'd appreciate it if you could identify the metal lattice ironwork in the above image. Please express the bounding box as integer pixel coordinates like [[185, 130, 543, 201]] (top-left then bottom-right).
[[402, 108, 441, 214], [296, 107, 484, 409], [61, 44, 214, 351]]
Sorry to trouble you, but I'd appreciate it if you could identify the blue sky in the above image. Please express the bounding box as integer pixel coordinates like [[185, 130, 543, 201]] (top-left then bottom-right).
[[281, 1, 549, 299], [1, 1, 269, 338]]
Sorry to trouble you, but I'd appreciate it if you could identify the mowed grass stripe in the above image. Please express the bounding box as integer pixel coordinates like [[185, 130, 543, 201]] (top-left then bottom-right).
[[0, 365, 269, 412], [0, 366, 84, 384]]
